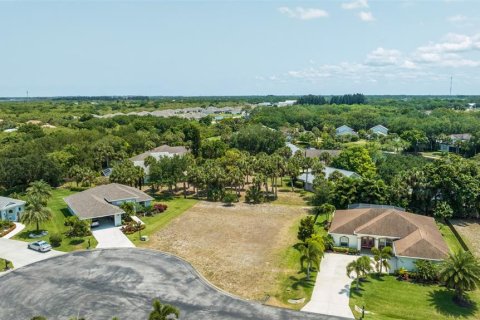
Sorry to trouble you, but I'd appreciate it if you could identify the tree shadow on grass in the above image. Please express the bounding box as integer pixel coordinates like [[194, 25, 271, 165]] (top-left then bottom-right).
[[289, 275, 316, 291], [61, 208, 72, 218], [428, 289, 478, 318]]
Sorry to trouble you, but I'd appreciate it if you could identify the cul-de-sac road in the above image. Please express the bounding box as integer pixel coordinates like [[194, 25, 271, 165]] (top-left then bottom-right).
[[0, 248, 350, 320]]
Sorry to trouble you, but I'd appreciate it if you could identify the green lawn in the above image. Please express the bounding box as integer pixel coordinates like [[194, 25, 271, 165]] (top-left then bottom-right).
[[271, 213, 327, 309], [14, 188, 97, 252], [0, 258, 13, 271], [128, 197, 198, 245], [350, 275, 480, 320], [438, 221, 464, 253]]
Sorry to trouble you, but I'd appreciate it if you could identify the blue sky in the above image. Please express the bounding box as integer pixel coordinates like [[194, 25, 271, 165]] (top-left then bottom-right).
[[1, 0, 479, 96]]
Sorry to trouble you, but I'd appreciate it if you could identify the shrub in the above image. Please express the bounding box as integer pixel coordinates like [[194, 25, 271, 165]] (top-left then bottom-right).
[[49, 233, 63, 247], [245, 184, 264, 204], [66, 217, 91, 237], [222, 193, 238, 206], [333, 246, 349, 254], [415, 259, 439, 283], [151, 203, 168, 215], [121, 221, 146, 234]]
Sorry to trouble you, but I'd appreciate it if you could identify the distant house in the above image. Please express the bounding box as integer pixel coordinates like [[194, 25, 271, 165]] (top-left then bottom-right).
[[335, 125, 357, 136], [467, 103, 476, 109], [64, 183, 153, 227], [439, 133, 472, 152], [370, 125, 389, 136], [304, 148, 342, 159], [130, 145, 189, 181], [297, 167, 360, 191], [329, 207, 449, 271], [0, 196, 26, 222], [3, 128, 18, 133]]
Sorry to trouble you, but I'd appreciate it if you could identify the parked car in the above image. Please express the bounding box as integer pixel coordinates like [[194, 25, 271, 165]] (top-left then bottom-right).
[[91, 219, 100, 228], [28, 240, 52, 252]]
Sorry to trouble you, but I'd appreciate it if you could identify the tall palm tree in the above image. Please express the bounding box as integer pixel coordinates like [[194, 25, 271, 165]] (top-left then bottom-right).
[[149, 299, 179, 320], [21, 200, 52, 232], [300, 238, 324, 280], [26, 180, 52, 206], [371, 246, 393, 274], [347, 256, 373, 291], [439, 251, 480, 303]]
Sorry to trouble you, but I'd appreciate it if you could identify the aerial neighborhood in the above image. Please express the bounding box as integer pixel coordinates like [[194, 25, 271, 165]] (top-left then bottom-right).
[[1, 1, 480, 320], [1, 93, 480, 320]]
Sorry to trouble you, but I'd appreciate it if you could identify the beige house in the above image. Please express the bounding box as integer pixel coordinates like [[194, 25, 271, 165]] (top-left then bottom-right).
[[329, 207, 449, 271]]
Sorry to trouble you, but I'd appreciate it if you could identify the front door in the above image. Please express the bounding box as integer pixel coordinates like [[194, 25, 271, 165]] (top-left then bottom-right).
[[361, 237, 375, 249]]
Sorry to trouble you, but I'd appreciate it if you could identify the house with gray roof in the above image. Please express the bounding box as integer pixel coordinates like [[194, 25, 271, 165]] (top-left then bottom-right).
[[335, 125, 357, 136], [439, 133, 472, 152], [0, 196, 26, 222], [369, 125, 389, 136], [297, 167, 360, 191], [64, 183, 153, 227], [130, 145, 188, 179]]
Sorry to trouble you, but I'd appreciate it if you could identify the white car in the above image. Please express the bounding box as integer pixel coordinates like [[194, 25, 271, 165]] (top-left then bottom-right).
[[91, 219, 100, 228], [28, 240, 52, 252]]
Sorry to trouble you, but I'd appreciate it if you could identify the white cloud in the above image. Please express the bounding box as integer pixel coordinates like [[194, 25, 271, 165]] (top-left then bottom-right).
[[342, 0, 369, 10], [358, 11, 375, 22], [278, 7, 328, 20], [365, 48, 402, 66]]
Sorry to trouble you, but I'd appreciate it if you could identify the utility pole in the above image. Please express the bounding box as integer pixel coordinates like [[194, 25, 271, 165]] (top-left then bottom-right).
[[449, 76, 453, 96]]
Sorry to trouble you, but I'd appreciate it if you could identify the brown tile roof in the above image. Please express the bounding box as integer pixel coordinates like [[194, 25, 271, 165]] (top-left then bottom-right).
[[64, 183, 153, 220], [330, 208, 449, 260]]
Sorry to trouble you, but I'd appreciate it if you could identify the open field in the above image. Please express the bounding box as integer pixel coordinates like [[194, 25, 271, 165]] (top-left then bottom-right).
[[437, 221, 464, 253], [450, 219, 480, 257], [350, 275, 480, 320], [143, 199, 312, 307], [13, 188, 97, 252]]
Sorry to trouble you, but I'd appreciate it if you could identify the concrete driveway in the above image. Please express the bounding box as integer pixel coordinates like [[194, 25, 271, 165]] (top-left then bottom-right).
[[91, 225, 135, 248], [0, 238, 64, 269], [302, 253, 357, 319], [0, 249, 350, 320]]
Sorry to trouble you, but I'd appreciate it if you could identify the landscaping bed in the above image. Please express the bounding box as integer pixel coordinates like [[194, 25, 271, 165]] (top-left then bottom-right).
[[0, 221, 15, 237]]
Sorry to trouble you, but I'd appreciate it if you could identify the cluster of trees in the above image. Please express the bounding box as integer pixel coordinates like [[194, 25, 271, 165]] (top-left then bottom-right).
[[295, 93, 366, 106]]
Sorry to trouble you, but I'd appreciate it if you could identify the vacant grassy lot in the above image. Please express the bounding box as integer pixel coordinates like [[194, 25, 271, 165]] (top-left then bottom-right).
[[437, 221, 464, 253], [14, 188, 97, 252], [450, 219, 480, 258], [144, 199, 312, 307], [128, 197, 198, 245], [350, 275, 480, 320]]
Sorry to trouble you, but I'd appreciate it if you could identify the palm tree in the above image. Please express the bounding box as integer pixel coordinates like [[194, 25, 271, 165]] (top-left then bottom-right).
[[300, 238, 325, 280], [371, 246, 393, 274], [21, 200, 52, 232], [26, 180, 52, 206], [149, 299, 179, 320], [347, 256, 373, 291], [439, 251, 480, 303]]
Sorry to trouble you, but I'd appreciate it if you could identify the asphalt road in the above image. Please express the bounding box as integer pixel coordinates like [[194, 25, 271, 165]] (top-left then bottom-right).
[[0, 248, 350, 320]]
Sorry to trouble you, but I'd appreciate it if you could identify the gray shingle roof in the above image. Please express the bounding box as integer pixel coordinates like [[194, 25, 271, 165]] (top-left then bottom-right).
[[64, 184, 153, 220], [0, 197, 26, 210]]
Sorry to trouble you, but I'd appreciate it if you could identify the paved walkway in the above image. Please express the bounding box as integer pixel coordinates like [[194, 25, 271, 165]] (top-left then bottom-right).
[[92, 225, 135, 248], [2, 222, 25, 239], [131, 215, 145, 225], [0, 238, 64, 269], [302, 253, 357, 319]]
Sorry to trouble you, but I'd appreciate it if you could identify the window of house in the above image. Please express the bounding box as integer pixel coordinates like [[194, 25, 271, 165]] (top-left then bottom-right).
[[340, 236, 349, 247], [379, 238, 393, 249]]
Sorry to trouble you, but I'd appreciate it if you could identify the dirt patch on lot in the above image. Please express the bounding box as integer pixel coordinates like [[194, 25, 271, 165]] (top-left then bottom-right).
[[145, 201, 309, 300], [450, 219, 480, 257]]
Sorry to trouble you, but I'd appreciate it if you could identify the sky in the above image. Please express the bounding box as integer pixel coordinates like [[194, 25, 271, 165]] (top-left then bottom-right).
[[1, 0, 480, 96]]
